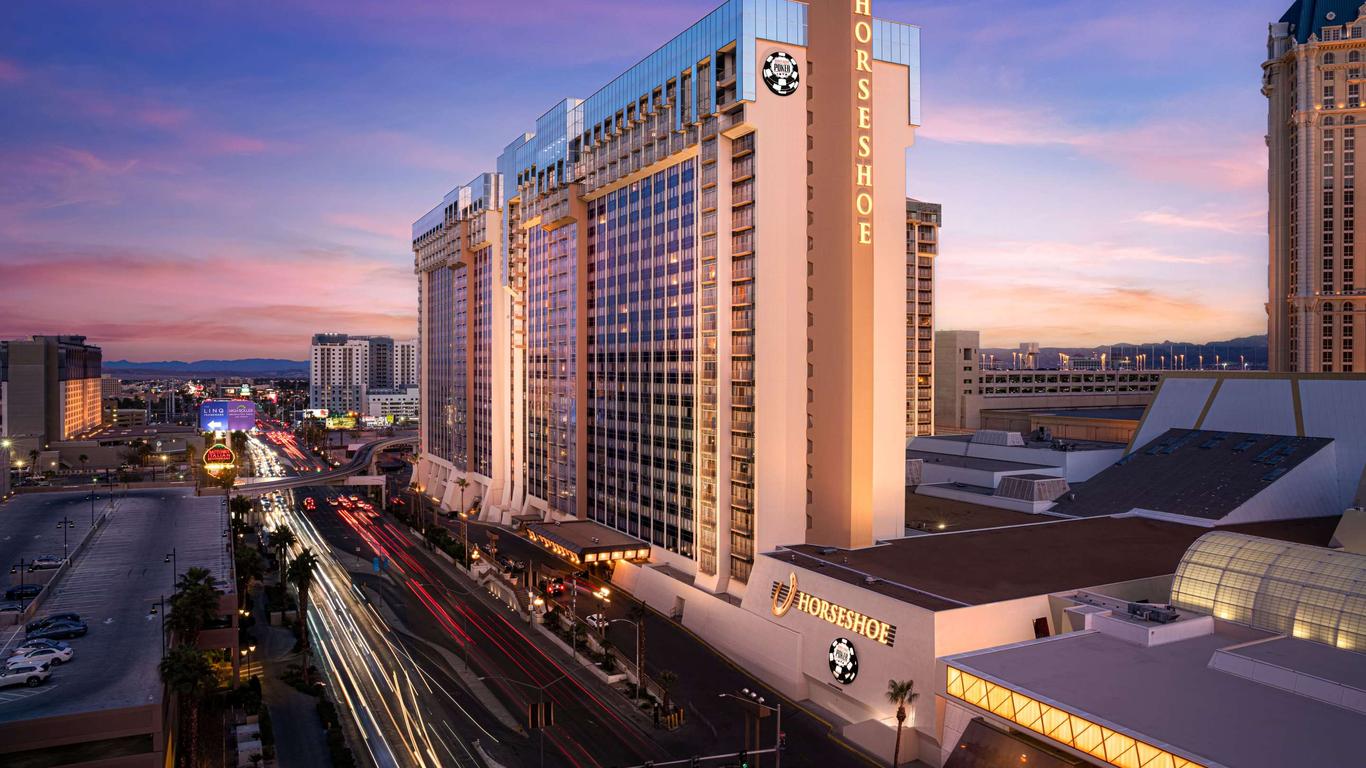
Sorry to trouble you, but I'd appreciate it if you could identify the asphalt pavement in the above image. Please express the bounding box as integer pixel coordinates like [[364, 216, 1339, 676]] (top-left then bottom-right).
[[446, 517, 883, 768]]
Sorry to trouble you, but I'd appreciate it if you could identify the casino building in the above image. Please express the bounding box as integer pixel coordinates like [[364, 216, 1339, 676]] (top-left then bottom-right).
[[413, 0, 925, 591]]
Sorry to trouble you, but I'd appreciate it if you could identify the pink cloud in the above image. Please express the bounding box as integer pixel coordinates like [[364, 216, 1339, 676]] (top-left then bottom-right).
[[0, 59, 23, 84], [0, 242, 416, 359], [325, 211, 412, 242]]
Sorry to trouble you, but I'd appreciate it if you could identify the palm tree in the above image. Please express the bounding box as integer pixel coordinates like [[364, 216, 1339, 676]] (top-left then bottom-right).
[[288, 548, 319, 684], [160, 643, 217, 768], [271, 525, 297, 581], [886, 679, 918, 768], [27, 449, 39, 477], [627, 602, 648, 700], [455, 477, 470, 514], [169, 567, 221, 645], [234, 546, 265, 608], [78, 454, 89, 477], [658, 669, 678, 712]]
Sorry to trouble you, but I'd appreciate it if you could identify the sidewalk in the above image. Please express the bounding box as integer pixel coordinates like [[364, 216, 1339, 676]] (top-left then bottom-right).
[[251, 586, 332, 768]]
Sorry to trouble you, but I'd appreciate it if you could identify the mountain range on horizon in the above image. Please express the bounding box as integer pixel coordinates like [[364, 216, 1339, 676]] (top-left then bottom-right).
[[104, 358, 308, 377], [977, 334, 1268, 368]]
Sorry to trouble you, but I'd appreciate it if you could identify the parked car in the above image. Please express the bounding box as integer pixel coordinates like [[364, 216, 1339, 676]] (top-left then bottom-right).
[[26, 620, 88, 640], [26, 613, 81, 633], [12, 639, 69, 655], [29, 555, 63, 570], [0, 602, 24, 614], [4, 584, 41, 601], [585, 613, 609, 631], [0, 664, 50, 689], [7, 645, 73, 667]]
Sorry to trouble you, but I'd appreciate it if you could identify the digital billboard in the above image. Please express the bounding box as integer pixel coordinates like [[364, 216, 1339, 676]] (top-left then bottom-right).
[[199, 400, 257, 432]]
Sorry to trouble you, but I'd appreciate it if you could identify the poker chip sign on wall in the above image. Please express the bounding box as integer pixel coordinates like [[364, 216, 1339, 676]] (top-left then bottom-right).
[[763, 51, 799, 96], [829, 637, 858, 684]]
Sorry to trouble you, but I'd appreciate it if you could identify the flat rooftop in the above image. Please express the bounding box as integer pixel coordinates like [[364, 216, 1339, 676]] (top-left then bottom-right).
[[906, 449, 1053, 473], [983, 406, 1148, 422], [947, 622, 1366, 768], [904, 489, 1042, 534], [775, 515, 1340, 612], [1051, 429, 1333, 521], [924, 433, 1125, 452], [526, 519, 648, 561], [79, 424, 198, 441], [0, 489, 229, 724]]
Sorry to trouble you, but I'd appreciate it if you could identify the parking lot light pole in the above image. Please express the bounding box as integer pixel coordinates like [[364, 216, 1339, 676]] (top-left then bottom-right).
[[89, 477, 96, 525], [59, 517, 74, 560], [8, 559, 30, 611], [150, 596, 166, 658], [165, 548, 177, 591]]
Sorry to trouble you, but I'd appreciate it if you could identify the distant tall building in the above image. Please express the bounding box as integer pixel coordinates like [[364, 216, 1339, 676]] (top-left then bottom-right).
[[906, 199, 938, 438], [308, 334, 408, 414], [0, 335, 103, 446], [414, 0, 924, 590], [1266, 2, 1366, 371], [394, 338, 419, 387]]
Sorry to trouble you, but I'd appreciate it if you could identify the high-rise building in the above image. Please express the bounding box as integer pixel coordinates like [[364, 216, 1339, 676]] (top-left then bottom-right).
[[394, 338, 419, 388], [414, 0, 923, 591], [1266, 2, 1366, 371], [906, 199, 938, 438], [308, 334, 406, 413], [0, 335, 103, 447]]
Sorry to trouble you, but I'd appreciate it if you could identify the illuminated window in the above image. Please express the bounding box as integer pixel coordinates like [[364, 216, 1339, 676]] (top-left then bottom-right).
[[946, 666, 1206, 768]]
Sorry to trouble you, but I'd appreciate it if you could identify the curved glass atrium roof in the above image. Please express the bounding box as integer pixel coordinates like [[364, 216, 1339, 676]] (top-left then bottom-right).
[[1171, 531, 1366, 650]]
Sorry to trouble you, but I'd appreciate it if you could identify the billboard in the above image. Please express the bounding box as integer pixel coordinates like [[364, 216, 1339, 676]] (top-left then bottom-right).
[[199, 400, 257, 432]]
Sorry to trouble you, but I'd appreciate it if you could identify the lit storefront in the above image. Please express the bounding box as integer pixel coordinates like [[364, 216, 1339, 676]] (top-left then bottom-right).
[[525, 520, 650, 566]]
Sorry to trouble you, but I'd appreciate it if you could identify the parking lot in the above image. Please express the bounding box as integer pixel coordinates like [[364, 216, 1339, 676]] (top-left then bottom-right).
[[0, 489, 229, 723], [0, 491, 118, 610]]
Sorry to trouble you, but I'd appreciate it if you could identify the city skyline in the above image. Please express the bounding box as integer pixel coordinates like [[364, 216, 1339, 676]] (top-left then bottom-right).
[[2, 0, 1282, 359]]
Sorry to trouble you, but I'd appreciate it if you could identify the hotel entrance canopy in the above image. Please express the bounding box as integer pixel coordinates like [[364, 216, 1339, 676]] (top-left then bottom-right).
[[525, 520, 649, 565]]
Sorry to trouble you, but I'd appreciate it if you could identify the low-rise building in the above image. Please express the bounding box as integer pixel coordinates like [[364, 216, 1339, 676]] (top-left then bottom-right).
[[364, 386, 419, 422]]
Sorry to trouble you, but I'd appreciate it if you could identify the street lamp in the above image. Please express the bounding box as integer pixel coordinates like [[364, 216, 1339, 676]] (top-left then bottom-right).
[[165, 548, 177, 591], [721, 688, 783, 768], [600, 616, 645, 701], [150, 596, 166, 658], [8, 559, 32, 612], [478, 673, 567, 768], [57, 517, 74, 560]]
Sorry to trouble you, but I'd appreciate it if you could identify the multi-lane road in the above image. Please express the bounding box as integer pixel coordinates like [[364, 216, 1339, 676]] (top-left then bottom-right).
[[251, 430, 877, 768]]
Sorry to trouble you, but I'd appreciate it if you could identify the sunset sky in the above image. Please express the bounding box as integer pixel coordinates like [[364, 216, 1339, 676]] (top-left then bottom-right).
[[1, 0, 1282, 360]]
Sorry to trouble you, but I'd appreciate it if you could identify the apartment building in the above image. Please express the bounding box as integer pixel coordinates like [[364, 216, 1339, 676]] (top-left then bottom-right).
[[414, 0, 923, 593], [906, 198, 937, 438], [1266, 1, 1366, 370], [308, 334, 415, 414]]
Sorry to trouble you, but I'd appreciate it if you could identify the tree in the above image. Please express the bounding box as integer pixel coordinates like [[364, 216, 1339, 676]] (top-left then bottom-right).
[[168, 567, 221, 645], [78, 454, 89, 475], [288, 548, 320, 683], [658, 669, 678, 712], [627, 602, 648, 700], [271, 525, 297, 581], [230, 495, 252, 521], [27, 449, 38, 477], [886, 679, 918, 768], [160, 644, 217, 768], [455, 477, 470, 514], [234, 546, 265, 608]]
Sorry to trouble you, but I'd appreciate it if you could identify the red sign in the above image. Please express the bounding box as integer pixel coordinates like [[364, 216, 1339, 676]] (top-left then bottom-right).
[[203, 444, 235, 465]]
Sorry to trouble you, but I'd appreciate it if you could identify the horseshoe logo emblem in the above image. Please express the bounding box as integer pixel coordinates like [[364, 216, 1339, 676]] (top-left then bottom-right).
[[771, 572, 798, 617]]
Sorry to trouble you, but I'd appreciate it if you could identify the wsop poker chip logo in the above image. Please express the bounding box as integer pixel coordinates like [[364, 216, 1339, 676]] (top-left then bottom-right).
[[828, 637, 858, 684], [763, 51, 799, 96]]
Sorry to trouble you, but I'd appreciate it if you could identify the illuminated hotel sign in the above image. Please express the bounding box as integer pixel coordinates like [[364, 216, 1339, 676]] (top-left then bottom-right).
[[203, 444, 236, 475], [853, 0, 874, 245], [770, 572, 898, 646]]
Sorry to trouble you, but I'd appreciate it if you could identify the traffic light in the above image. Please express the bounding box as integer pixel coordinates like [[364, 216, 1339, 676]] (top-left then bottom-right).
[[690, 757, 701, 768], [738, 751, 749, 768]]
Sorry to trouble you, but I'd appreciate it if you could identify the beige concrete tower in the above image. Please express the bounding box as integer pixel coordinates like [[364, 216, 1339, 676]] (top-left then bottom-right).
[[806, 0, 913, 549]]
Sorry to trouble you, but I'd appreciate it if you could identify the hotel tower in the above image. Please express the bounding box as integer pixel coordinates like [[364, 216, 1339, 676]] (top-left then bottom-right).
[[1267, 1, 1366, 371], [414, 0, 923, 594]]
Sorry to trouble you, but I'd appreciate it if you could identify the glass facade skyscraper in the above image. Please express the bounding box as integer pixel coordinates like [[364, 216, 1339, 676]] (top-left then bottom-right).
[[414, 0, 926, 596]]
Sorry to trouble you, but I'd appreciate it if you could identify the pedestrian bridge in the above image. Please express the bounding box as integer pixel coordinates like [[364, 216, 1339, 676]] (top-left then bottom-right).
[[231, 435, 416, 497]]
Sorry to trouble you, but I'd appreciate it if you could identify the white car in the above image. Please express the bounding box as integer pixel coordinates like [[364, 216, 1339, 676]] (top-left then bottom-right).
[[585, 613, 609, 631], [8, 645, 73, 667], [0, 664, 49, 689], [29, 555, 63, 570]]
